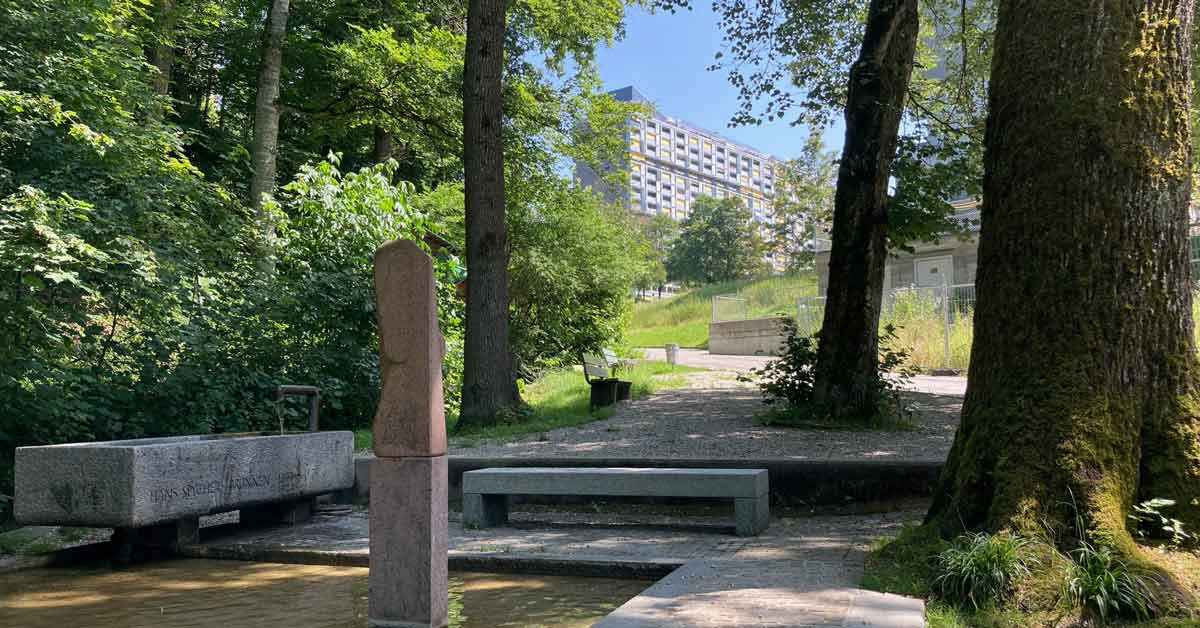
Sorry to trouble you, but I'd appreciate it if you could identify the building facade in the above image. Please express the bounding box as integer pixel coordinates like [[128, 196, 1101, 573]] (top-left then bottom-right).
[[575, 86, 781, 224], [815, 198, 981, 294]]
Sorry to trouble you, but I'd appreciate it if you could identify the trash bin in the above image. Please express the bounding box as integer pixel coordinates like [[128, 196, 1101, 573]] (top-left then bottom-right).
[[615, 379, 632, 401], [589, 378, 619, 409], [665, 343, 679, 365]]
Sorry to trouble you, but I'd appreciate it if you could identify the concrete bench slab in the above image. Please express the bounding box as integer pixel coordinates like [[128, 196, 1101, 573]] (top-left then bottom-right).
[[462, 467, 769, 536]]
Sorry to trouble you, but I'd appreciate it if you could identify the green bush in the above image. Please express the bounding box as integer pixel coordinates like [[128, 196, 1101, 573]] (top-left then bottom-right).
[[508, 185, 643, 376], [1063, 541, 1158, 622], [0, 156, 459, 499], [746, 320, 914, 426], [934, 532, 1032, 610]]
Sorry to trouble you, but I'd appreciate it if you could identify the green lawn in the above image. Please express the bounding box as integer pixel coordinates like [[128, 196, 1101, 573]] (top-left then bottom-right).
[[354, 360, 701, 450], [627, 274, 817, 348]]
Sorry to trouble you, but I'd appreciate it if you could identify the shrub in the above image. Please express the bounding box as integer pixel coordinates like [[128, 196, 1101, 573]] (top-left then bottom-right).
[[746, 319, 914, 426], [1063, 540, 1158, 622], [933, 532, 1032, 610], [1129, 498, 1192, 547]]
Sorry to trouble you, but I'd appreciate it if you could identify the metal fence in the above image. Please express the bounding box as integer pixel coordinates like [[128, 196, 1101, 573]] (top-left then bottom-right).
[[796, 282, 977, 370], [711, 294, 749, 322]]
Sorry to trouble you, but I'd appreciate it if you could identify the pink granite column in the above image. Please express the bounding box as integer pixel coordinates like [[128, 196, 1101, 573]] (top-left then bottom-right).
[[369, 240, 448, 628]]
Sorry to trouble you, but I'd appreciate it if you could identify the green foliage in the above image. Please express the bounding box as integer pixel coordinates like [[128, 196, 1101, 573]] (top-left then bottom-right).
[[0, 0, 654, 508], [1064, 540, 1158, 622], [745, 318, 819, 409], [887, 134, 981, 251], [768, 132, 835, 272], [1129, 499, 1192, 547], [934, 532, 1032, 610], [0, 153, 458, 498], [635, 213, 679, 295], [666, 195, 768, 285], [509, 184, 646, 375], [864, 521, 1195, 627], [710, 0, 990, 252], [746, 321, 914, 426]]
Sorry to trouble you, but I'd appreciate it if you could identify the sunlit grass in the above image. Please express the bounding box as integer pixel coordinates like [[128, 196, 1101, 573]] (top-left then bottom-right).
[[353, 361, 701, 450], [628, 274, 817, 348]]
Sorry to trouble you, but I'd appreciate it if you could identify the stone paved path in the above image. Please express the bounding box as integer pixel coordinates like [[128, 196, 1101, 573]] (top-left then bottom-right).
[[186, 506, 925, 627], [452, 370, 961, 462]]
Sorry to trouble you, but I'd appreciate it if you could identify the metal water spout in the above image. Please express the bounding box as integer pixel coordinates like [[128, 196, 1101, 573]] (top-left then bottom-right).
[[275, 385, 321, 434]]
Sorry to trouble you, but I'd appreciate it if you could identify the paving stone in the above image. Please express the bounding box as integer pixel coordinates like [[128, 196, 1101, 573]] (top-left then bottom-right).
[[188, 507, 926, 628]]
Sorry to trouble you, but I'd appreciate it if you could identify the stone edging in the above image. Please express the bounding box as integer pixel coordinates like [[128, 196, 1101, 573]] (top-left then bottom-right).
[[346, 455, 943, 506]]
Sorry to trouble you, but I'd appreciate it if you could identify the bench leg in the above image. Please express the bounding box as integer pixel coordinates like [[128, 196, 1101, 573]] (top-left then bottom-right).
[[735, 496, 770, 536], [462, 493, 508, 529]]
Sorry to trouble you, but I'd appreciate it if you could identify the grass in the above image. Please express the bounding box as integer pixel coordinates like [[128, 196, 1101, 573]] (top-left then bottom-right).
[[863, 525, 1200, 628], [625, 275, 976, 372], [354, 360, 701, 450], [627, 274, 818, 348]]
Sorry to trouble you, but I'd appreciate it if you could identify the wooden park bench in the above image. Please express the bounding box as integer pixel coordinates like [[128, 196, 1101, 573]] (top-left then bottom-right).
[[582, 349, 632, 409], [462, 467, 770, 536]]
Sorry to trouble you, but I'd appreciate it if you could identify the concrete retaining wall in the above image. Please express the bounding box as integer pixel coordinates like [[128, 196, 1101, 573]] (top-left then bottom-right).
[[708, 317, 788, 356]]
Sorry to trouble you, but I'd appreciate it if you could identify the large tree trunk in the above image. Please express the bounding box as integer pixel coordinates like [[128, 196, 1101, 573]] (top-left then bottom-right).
[[811, 0, 918, 421], [927, 0, 1199, 562], [249, 0, 290, 242], [373, 126, 394, 164], [146, 0, 177, 121], [458, 0, 520, 427]]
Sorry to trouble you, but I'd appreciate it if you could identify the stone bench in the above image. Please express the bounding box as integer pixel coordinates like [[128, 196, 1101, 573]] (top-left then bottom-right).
[[462, 467, 770, 536]]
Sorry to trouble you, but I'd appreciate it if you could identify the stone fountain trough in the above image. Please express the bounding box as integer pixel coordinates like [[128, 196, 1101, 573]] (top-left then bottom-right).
[[14, 431, 354, 530]]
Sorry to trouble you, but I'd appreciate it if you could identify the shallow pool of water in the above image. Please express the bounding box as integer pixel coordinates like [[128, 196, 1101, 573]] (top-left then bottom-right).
[[0, 559, 647, 627]]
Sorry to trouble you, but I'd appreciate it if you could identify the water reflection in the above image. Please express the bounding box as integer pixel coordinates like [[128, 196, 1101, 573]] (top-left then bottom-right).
[[0, 559, 646, 627]]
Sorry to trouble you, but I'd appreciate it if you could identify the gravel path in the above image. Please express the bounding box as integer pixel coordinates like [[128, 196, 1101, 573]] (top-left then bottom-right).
[[642, 348, 968, 396], [452, 371, 961, 462]]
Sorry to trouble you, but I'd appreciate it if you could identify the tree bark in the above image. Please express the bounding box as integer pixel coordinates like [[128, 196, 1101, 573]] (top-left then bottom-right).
[[249, 0, 291, 244], [373, 126, 394, 164], [927, 0, 1199, 562], [458, 0, 520, 427], [146, 0, 177, 121], [811, 0, 918, 421]]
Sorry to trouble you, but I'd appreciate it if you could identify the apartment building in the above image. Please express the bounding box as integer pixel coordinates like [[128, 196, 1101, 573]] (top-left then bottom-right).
[[575, 86, 781, 224]]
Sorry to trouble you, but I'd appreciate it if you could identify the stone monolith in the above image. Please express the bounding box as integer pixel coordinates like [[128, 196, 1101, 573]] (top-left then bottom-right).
[[369, 239, 448, 628]]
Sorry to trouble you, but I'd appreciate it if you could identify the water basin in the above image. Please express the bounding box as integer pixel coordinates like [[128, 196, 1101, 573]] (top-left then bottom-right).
[[0, 559, 648, 627]]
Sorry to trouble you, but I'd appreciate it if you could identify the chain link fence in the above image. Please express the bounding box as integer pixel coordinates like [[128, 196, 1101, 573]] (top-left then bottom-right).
[[711, 295, 749, 322], [796, 282, 977, 371]]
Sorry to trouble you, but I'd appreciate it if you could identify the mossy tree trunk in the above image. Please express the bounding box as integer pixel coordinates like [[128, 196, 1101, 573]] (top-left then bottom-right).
[[812, 0, 918, 421], [927, 0, 1200, 560]]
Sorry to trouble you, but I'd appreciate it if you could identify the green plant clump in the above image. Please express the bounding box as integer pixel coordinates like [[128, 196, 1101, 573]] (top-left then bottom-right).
[[1063, 540, 1158, 622], [934, 532, 1032, 610]]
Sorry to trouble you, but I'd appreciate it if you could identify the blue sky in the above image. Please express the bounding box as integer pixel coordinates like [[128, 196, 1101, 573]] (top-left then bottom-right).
[[594, 4, 845, 160]]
